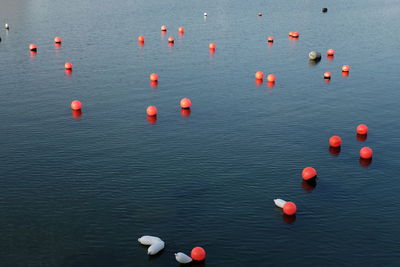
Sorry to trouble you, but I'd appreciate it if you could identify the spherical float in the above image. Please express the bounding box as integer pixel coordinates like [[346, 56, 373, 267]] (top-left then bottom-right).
[[289, 32, 294, 37], [327, 49, 335, 56], [71, 100, 82, 110], [292, 32, 299, 38], [283, 202, 297, 216], [267, 36, 274, 43], [5, 23, 9, 30], [357, 124, 368, 135], [64, 62, 73, 70], [324, 72, 331, 79], [302, 167, 317, 181], [191, 247, 206, 261], [204, 12, 208, 17], [342, 65, 350, 72], [258, 13, 263, 16], [267, 74, 276, 82], [168, 37, 175, 43], [178, 27, 184, 33], [138, 36, 145, 42], [322, 8, 328, 13], [255, 71, 264, 80], [209, 43, 216, 49], [150, 73, 159, 82], [329, 136, 342, 147], [161, 25, 167, 31], [29, 44, 37, 51], [360, 147, 373, 159], [309, 51, 321, 61], [146, 105, 158, 116], [54, 37, 62, 44], [180, 98, 192, 109]]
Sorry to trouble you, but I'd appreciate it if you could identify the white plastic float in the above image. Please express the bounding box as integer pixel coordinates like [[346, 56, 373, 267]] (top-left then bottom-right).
[[274, 198, 286, 208], [175, 252, 193, 264], [138, 235, 165, 255]]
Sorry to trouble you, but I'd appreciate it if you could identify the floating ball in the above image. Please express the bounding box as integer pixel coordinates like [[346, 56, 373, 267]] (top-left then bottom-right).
[[150, 73, 159, 82], [267, 36, 274, 43], [146, 105, 158, 116], [168, 37, 175, 43], [255, 71, 264, 80], [302, 167, 317, 181], [258, 13, 263, 16], [309, 51, 321, 61], [329, 136, 342, 147], [324, 72, 331, 79], [54, 37, 62, 44], [204, 12, 208, 17], [209, 43, 216, 49], [29, 44, 37, 51], [64, 62, 73, 70], [322, 8, 328, 13], [71, 100, 82, 110], [161, 25, 167, 31], [327, 49, 335, 56], [292, 32, 299, 38], [357, 124, 368, 135], [342, 65, 350, 72], [289, 32, 294, 37], [267, 74, 276, 82], [180, 98, 192, 109], [138, 36, 145, 42], [283, 202, 297, 215], [191, 247, 206, 261], [178, 27, 184, 33], [360, 147, 373, 159]]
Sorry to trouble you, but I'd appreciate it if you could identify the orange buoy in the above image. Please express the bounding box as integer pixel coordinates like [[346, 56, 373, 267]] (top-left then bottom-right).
[[342, 65, 350, 72], [289, 32, 294, 37], [255, 71, 264, 80], [71, 100, 82, 110], [267, 74, 276, 82], [283, 202, 297, 216], [180, 98, 192, 109], [302, 167, 317, 181], [357, 124, 368, 135], [324, 72, 331, 79], [329, 136, 342, 147], [267, 36, 274, 43], [29, 44, 37, 51], [168, 37, 175, 43], [150, 73, 159, 82], [178, 27, 184, 33], [161, 25, 167, 31], [64, 62, 73, 70], [138, 36, 145, 42], [327, 49, 335, 56], [191, 247, 206, 261], [292, 32, 299, 38], [54, 37, 62, 44], [360, 147, 373, 159], [146, 105, 158, 116], [258, 13, 263, 16], [209, 43, 216, 50]]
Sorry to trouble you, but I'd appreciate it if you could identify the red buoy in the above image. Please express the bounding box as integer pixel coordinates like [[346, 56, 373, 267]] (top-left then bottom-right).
[[161, 25, 167, 31], [258, 13, 263, 17], [54, 37, 62, 44], [168, 36, 175, 43], [329, 136, 342, 147], [360, 147, 373, 159], [150, 73, 159, 82], [29, 44, 37, 51], [292, 32, 299, 38], [178, 27, 184, 33], [180, 98, 192, 109], [146, 105, 158, 116], [357, 124, 368, 135], [209, 43, 216, 50], [302, 167, 317, 181], [191, 247, 206, 261], [267, 36, 274, 43], [71, 100, 82, 110], [327, 49, 335, 56], [342, 65, 350, 72], [138, 36, 145, 42], [255, 71, 264, 80], [64, 62, 73, 70], [283, 202, 297, 215], [267, 74, 276, 82], [288, 32, 294, 37], [324, 72, 331, 79]]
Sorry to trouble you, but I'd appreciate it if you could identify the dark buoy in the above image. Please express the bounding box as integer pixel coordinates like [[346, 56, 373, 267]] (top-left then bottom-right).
[[309, 51, 321, 61], [322, 8, 328, 13]]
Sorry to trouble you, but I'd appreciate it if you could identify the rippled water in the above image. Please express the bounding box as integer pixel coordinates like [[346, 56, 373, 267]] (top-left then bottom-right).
[[1, 0, 400, 266]]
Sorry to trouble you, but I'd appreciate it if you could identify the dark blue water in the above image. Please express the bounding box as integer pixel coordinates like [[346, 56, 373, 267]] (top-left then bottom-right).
[[1, 0, 400, 266]]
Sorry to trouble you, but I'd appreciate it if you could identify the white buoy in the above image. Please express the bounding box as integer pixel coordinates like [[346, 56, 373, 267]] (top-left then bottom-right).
[[204, 12, 207, 17], [274, 198, 287, 208], [175, 252, 192, 264], [148, 240, 165, 255], [5, 23, 9, 30]]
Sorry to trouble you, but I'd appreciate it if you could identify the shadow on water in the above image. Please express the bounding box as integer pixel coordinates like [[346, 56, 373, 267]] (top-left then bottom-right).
[[301, 179, 317, 192]]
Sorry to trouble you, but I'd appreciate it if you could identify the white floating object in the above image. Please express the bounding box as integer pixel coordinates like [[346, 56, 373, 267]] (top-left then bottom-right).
[[138, 235, 162, 245], [175, 252, 193, 264], [274, 198, 287, 209], [148, 240, 165, 255], [5, 23, 9, 30], [204, 12, 207, 16]]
